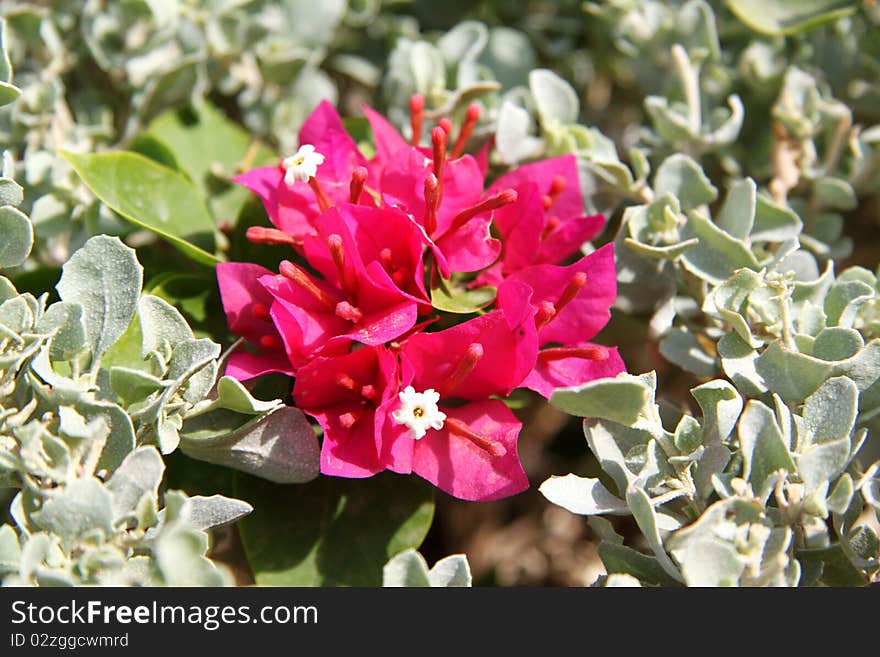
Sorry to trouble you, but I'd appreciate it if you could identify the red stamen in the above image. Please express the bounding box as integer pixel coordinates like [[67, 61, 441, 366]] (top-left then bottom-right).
[[424, 173, 440, 236], [259, 335, 280, 350], [328, 234, 358, 298], [549, 175, 567, 198], [379, 248, 394, 269], [451, 103, 481, 159], [339, 412, 358, 428], [431, 127, 447, 187], [445, 189, 517, 236], [360, 384, 379, 402], [251, 303, 270, 321], [349, 166, 368, 204], [335, 301, 363, 323], [445, 417, 507, 457], [246, 226, 302, 247], [556, 271, 588, 313], [534, 301, 557, 330], [541, 195, 553, 210], [335, 372, 358, 391], [438, 343, 483, 397], [410, 94, 425, 147], [308, 176, 332, 211], [538, 345, 609, 362], [542, 216, 561, 240], [391, 270, 406, 286], [437, 118, 452, 135], [279, 260, 337, 310]]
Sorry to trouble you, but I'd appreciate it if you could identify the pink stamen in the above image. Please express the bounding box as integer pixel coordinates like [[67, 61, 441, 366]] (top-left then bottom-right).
[[335, 372, 358, 391], [335, 301, 363, 324], [379, 248, 394, 269], [445, 189, 517, 236], [251, 303, 270, 321], [308, 176, 332, 211], [431, 127, 447, 187], [328, 234, 359, 298], [451, 103, 481, 159], [360, 384, 379, 403], [279, 260, 337, 310], [424, 173, 440, 236], [259, 335, 281, 350], [549, 175, 567, 196], [541, 195, 553, 210], [410, 94, 425, 147], [542, 216, 561, 240], [246, 226, 302, 247], [339, 412, 358, 428], [534, 301, 557, 330], [438, 343, 483, 397], [349, 166, 368, 204], [538, 345, 609, 362], [556, 271, 588, 313], [445, 417, 507, 457]]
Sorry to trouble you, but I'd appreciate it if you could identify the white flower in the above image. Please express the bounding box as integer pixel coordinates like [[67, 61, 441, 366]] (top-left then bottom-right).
[[282, 144, 325, 185], [392, 386, 447, 440]]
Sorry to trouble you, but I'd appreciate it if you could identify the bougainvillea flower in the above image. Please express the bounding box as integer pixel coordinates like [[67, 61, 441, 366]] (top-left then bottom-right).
[[232, 100, 368, 241], [305, 203, 434, 308], [521, 343, 626, 399], [476, 155, 605, 286], [380, 311, 537, 501], [496, 243, 617, 347], [495, 244, 625, 397], [293, 345, 400, 478], [258, 256, 416, 365], [363, 105, 509, 273], [215, 262, 295, 380]]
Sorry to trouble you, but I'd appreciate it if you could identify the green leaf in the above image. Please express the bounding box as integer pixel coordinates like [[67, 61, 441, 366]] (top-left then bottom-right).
[[754, 341, 833, 403], [626, 485, 684, 583], [0, 206, 32, 269], [803, 376, 858, 445], [738, 400, 796, 489], [236, 472, 434, 586], [529, 69, 579, 126], [726, 0, 858, 36], [138, 294, 193, 358], [60, 150, 219, 265], [597, 542, 681, 587], [31, 479, 114, 548], [214, 376, 281, 415], [430, 278, 496, 314], [56, 235, 143, 362], [659, 327, 717, 378], [145, 103, 275, 224], [692, 380, 743, 445], [681, 211, 760, 285], [751, 195, 802, 243], [716, 178, 756, 240], [654, 155, 718, 210], [550, 372, 655, 426], [383, 549, 472, 587], [105, 446, 165, 521], [180, 407, 319, 484], [539, 474, 629, 515], [0, 524, 21, 575]]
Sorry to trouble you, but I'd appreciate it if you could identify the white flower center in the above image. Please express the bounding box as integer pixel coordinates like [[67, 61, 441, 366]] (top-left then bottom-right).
[[282, 144, 325, 185], [391, 386, 447, 440]]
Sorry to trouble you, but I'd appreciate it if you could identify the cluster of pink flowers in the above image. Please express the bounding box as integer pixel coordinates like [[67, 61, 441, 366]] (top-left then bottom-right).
[[217, 98, 625, 501]]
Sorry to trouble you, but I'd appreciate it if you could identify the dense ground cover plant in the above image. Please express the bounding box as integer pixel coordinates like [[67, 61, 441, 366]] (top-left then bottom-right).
[[1, 0, 879, 587]]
